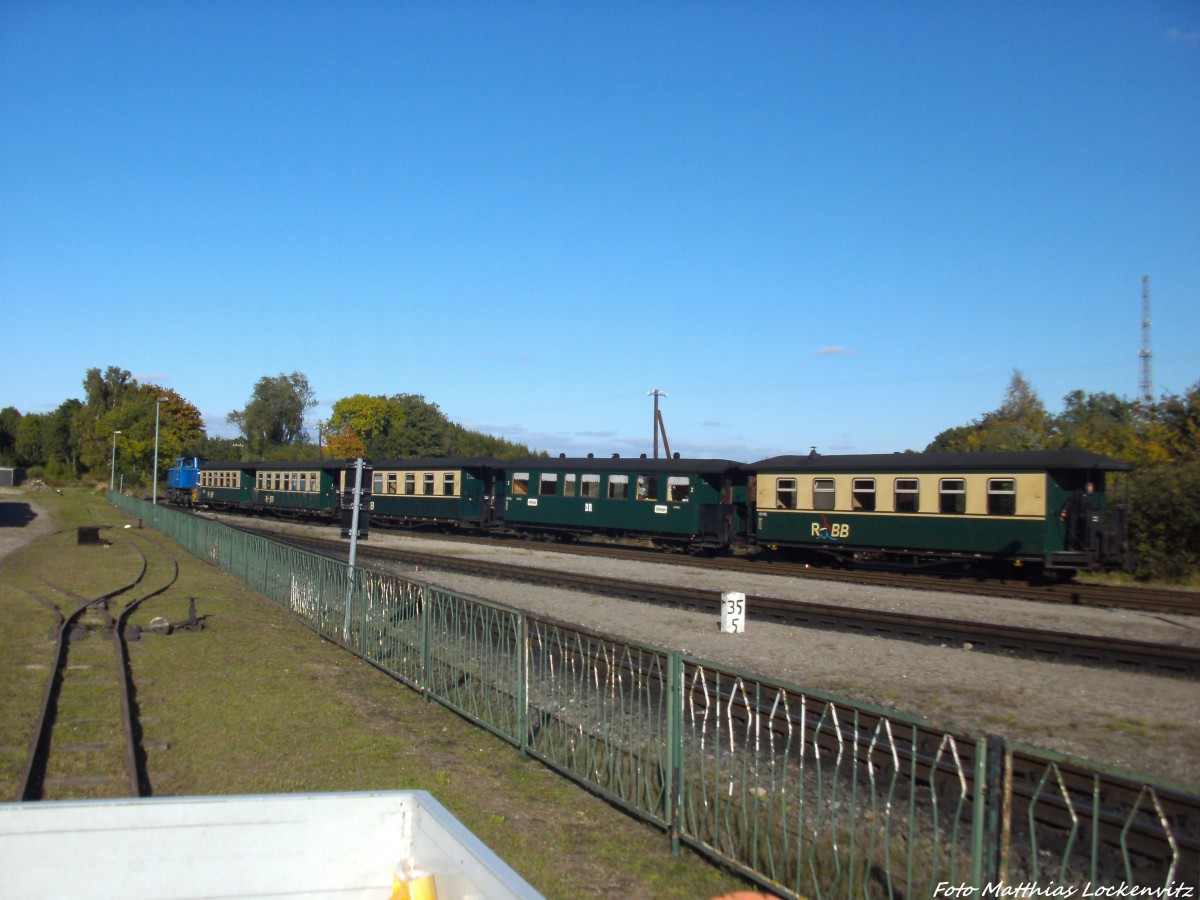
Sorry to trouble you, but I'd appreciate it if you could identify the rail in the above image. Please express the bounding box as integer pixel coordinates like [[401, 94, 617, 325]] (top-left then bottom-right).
[[110, 492, 1199, 896]]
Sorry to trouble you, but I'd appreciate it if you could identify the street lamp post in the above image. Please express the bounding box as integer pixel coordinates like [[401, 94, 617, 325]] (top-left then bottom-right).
[[153, 397, 168, 505], [110, 431, 122, 491]]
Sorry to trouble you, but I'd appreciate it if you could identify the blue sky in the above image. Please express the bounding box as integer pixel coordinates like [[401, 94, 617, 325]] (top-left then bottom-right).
[[2, 2, 1197, 461]]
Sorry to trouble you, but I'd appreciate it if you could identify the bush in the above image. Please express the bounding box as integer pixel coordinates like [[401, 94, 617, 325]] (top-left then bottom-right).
[[1126, 460, 1200, 583]]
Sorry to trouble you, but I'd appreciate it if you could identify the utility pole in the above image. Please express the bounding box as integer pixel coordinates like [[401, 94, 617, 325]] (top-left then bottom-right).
[[648, 389, 671, 458], [1139, 276, 1153, 404]]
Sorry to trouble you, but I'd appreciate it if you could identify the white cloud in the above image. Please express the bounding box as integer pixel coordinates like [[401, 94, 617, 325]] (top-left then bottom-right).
[[1166, 27, 1200, 45], [815, 346, 855, 356]]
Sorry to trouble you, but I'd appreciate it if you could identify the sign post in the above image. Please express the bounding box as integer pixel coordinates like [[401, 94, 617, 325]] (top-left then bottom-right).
[[342, 458, 372, 641], [720, 591, 746, 634]]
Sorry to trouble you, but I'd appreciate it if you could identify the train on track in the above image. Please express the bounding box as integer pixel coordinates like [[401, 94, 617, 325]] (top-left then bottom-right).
[[166, 449, 1130, 576]]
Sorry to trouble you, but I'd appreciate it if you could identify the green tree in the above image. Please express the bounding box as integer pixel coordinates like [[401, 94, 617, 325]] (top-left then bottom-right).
[[14, 413, 46, 468], [43, 399, 83, 476], [326, 394, 401, 455], [326, 392, 537, 460], [1125, 459, 1200, 582], [447, 423, 538, 459], [82, 365, 138, 412], [227, 372, 316, 457], [381, 393, 448, 457], [76, 366, 141, 474], [927, 371, 1048, 452], [1156, 382, 1200, 462], [0, 406, 21, 465]]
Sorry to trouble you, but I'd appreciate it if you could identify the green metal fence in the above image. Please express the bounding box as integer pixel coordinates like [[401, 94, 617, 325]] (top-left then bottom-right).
[[110, 494, 1198, 896]]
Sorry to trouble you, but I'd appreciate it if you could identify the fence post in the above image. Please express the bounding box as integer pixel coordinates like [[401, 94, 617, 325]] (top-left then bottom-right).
[[420, 586, 431, 703], [518, 612, 528, 758], [979, 734, 1006, 887], [668, 650, 683, 855]]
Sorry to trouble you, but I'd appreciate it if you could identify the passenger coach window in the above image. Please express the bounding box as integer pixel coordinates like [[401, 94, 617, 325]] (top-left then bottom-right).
[[668, 476, 690, 502], [776, 478, 797, 510], [387, 473, 398, 495], [581, 474, 600, 498], [423, 473, 435, 495], [637, 475, 658, 501], [894, 478, 920, 513], [512, 473, 530, 496], [608, 474, 629, 499], [404, 473, 416, 496], [813, 478, 836, 510], [988, 479, 1016, 516], [563, 474, 577, 497], [852, 478, 876, 511], [940, 478, 966, 514], [540, 473, 557, 495], [443, 474, 455, 495]]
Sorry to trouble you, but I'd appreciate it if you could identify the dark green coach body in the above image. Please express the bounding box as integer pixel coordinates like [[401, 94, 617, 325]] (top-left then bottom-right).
[[499, 455, 750, 550]]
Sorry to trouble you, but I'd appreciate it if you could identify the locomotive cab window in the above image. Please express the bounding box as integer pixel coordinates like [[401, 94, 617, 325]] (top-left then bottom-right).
[[987, 478, 1016, 516], [512, 473, 530, 496], [608, 474, 629, 500], [939, 478, 966, 514], [581, 474, 600, 498], [668, 476, 690, 502], [540, 473, 557, 495], [776, 478, 797, 510], [852, 478, 876, 511], [894, 478, 920, 513], [813, 478, 836, 510]]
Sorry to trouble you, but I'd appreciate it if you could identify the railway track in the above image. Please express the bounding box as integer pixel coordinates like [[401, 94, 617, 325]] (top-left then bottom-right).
[[259, 528, 1200, 681], [15, 525, 179, 801], [478, 532, 1200, 616], [197, 508, 1198, 616]]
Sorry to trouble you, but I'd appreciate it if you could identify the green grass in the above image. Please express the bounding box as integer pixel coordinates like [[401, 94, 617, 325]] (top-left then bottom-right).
[[1, 487, 754, 899]]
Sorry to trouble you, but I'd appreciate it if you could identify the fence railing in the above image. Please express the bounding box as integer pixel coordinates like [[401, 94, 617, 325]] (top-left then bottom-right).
[[110, 494, 1199, 897]]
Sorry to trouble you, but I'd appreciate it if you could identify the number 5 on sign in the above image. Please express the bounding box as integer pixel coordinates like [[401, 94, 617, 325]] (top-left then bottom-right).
[[720, 591, 746, 634]]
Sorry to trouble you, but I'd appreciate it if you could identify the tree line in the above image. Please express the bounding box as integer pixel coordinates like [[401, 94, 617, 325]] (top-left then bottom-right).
[[2, 366, 1196, 582], [0, 366, 537, 487]]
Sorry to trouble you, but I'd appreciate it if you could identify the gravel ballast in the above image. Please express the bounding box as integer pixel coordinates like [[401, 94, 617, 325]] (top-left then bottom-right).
[[359, 530, 1200, 787]]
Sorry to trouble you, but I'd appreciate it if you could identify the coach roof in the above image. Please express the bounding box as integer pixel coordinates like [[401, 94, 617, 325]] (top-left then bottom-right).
[[748, 449, 1132, 472]]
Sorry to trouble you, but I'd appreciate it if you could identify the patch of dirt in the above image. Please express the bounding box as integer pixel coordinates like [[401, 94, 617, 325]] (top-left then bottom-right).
[[0, 490, 52, 561]]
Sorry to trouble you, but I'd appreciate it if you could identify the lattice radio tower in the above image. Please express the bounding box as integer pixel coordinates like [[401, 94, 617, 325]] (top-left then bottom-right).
[[1139, 276, 1153, 404]]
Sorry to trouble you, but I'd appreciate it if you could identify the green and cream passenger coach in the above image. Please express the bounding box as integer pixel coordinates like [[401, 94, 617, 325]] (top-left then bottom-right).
[[198, 460, 344, 516], [359, 457, 505, 529], [749, 450, 1130, 574]]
